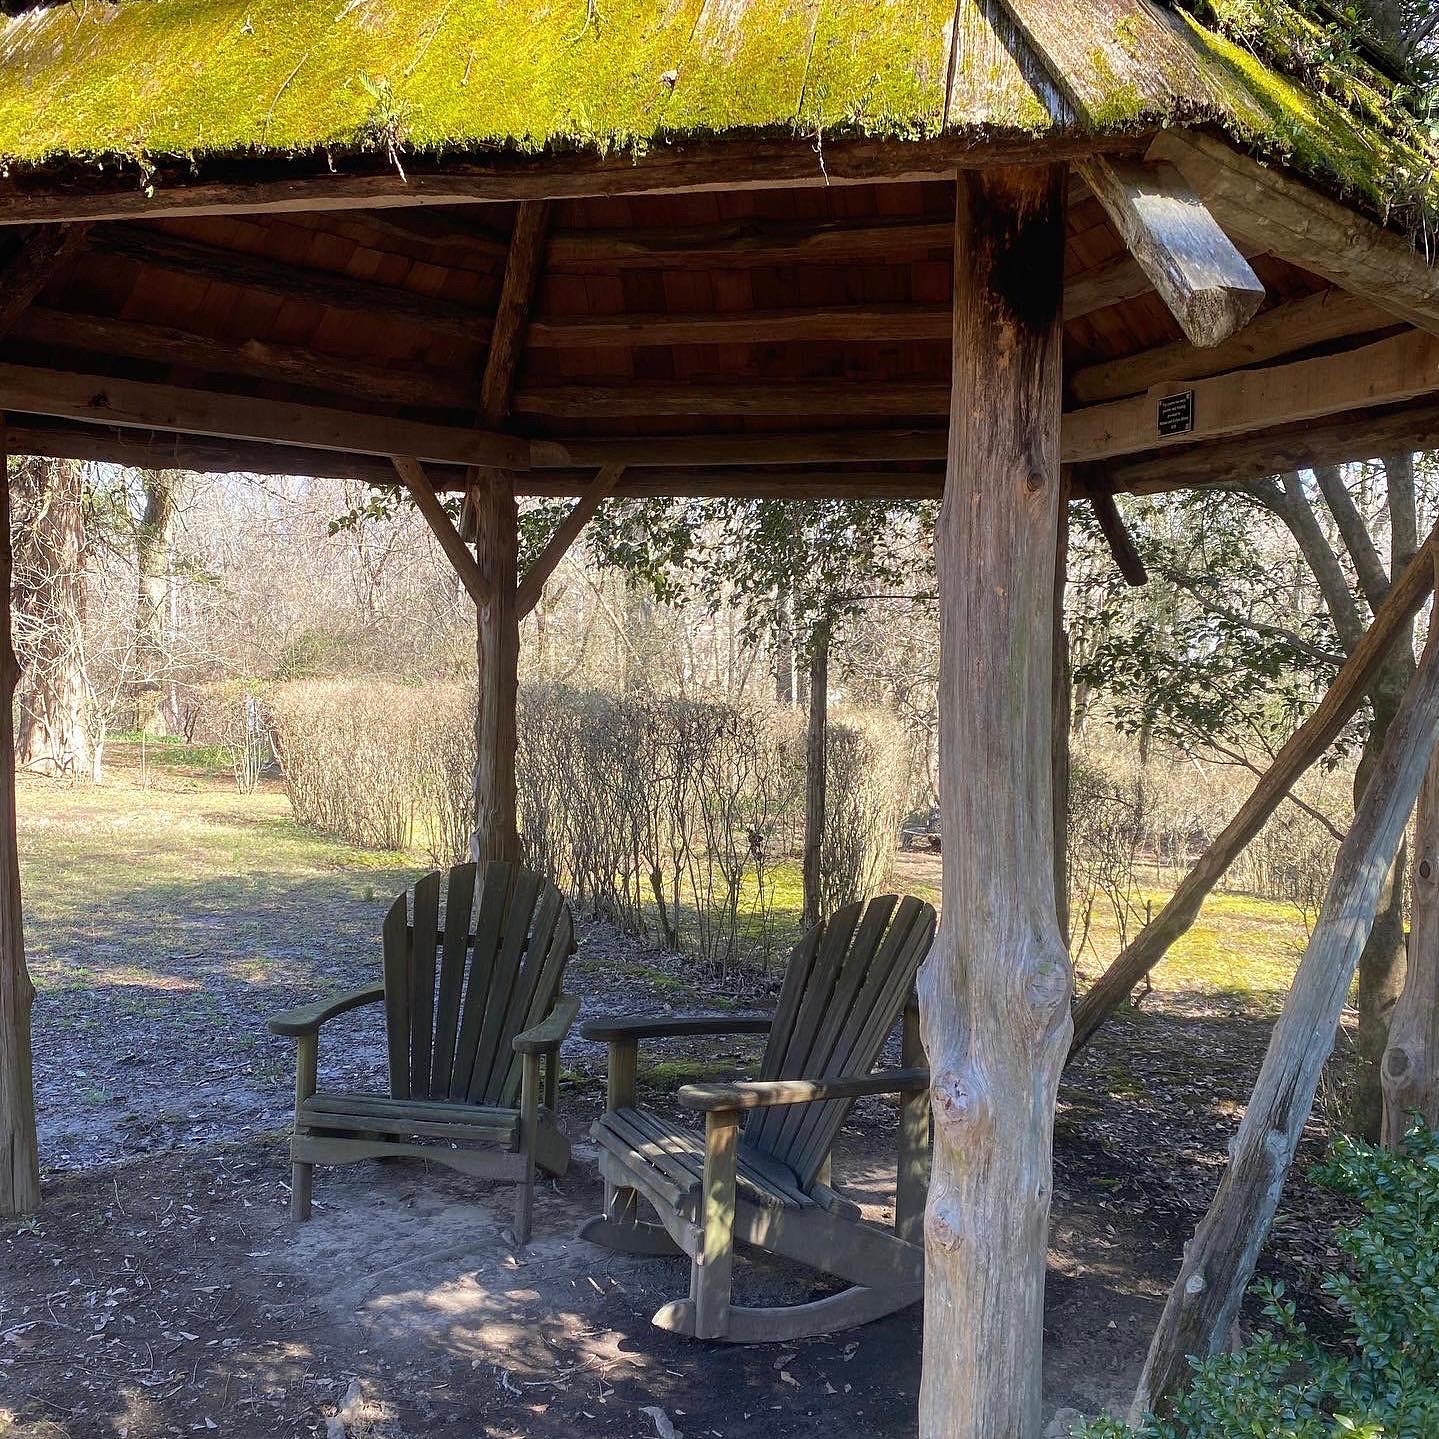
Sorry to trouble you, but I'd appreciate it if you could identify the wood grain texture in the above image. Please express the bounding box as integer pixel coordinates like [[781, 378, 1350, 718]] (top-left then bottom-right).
[[1150, 130, 1439, 338], [1134, 588, 1439, 1415], [917, 164, 1072, 1439], [479, 201, 551, 424], [471, 471, 521, 864], [1382, 748, 1439, 1145], [0, 363, 529, 471], [1069, 287, 1392, 405], [1065, 328, 1439, 464], [0, 433, 40, 1216], [1070, 526, 1439, 1057], [1078, 156, 1264, 347]]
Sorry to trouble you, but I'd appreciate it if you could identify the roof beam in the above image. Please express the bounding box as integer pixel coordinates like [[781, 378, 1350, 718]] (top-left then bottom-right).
[[1064, 328, 1439, 464], [1091, 394, 1439, 496], [14, 307, 473, 411], [0, 225, 90, 341], [1077, 156, 1264, 347], [90, 224, 493, 344], [547, 216, 953, 270], [0, 134, 1145, 227], [526, 303, 951, 349], [1069, 287, 1394, 405], [1150, 130, 1439, 338], [0, 363, 529, 471], [515, 384, 950, 419], [479, 201, 552, 423], [515, 464, 623, 618], [531, 430, 948, 468]]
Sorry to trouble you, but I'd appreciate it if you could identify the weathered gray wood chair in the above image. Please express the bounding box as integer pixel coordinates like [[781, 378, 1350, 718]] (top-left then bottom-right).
[[579, 894, 935, 1341], [268, 860, 578, 1243]]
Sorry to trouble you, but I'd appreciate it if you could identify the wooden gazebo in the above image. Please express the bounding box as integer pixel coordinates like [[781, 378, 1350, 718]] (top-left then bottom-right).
[[1, 2, 1437, 1435]]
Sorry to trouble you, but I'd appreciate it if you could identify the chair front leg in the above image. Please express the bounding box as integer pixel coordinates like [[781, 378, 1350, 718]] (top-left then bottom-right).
[[515, 1048, 542, 1245], [291, 1032, 318, 1221], [691, 1108, 739, 1340]]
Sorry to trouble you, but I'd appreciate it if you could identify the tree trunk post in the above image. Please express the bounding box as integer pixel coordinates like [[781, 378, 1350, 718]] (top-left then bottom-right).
[[0, 440, 41, 1215], [917, 164, 1072, 1439], [802, 618, 830, 930], [1383, 742, 1439, 1145], [1134, 595, 1439, 1416], [470, 468, 521, 865]]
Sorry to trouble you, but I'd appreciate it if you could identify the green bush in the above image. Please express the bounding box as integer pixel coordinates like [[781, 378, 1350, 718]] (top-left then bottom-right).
[[1083, 1123, 1439, 1439]]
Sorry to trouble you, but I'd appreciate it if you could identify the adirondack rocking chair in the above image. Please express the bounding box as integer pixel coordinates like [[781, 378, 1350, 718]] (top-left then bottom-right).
[[579, 894, 936, 1341], [268, 860, 579, 1243]]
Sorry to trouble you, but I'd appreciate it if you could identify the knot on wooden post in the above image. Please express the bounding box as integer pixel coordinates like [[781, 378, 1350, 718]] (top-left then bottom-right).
[[926, 1196, 965, 1253], [1023, 953, 1071, 1017], [931, 1070, 980, 1139]]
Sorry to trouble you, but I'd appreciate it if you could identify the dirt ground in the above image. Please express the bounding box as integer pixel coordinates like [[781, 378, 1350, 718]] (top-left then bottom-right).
[[1, 756, 1356, 1438]]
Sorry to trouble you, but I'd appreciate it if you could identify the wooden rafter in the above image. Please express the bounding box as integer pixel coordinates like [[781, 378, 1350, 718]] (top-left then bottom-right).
[[515, 465, 624, 618], [0, 224, 90, 341], [391, 456, 488, 605], [92, 225, 494, 343], [1069, 287, 1393, 405], [0, 363, 529, 472], [1078, 156, 1264, 348], [1151, 130, 1439, 338], [1065, 327, 1439, 464], [479, 201, 552, 424]]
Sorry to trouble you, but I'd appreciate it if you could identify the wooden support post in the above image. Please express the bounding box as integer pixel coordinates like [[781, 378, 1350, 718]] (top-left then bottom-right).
[[917, 165, 1072, 1439], [1134, 593, 1439, 1415], [291, 1031, 317, 1221], [1382, 745, 1439, 1146], [0, 435, 40, 1216], [471, 468, 520, 865], [1070, 525, 1439, 1058]]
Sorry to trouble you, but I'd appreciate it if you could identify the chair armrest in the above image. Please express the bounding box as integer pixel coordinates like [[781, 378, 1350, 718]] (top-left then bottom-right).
[[578, 1012, 772, 1043], [677, 1067, 930, 1113], [513, 994, 582, 1054], [267, 982, 385, 1037]]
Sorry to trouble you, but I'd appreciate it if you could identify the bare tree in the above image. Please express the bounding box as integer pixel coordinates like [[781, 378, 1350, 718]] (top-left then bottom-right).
[[10, 457, 90, 777]]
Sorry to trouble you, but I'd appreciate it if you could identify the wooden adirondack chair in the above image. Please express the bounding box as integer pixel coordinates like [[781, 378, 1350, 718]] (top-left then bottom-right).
[[268, 860, 579, 1243], [579, 893, 936, 1341]]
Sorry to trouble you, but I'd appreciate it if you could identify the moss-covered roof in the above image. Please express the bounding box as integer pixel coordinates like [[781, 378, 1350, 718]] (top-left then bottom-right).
[[0, 0, 1433, 221]]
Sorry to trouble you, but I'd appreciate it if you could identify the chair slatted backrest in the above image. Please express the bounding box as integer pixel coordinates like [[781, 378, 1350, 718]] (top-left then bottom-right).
[[380, 860, 574, 1108], [745, 894, 936, 1190]]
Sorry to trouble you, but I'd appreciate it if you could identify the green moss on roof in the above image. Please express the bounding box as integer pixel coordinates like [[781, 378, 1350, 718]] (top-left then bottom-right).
[[0, 0, 1431, 226]]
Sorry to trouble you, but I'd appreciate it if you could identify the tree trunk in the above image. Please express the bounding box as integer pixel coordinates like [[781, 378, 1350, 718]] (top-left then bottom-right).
[[0, 446, 40, 1215], [12, 458, 90, 776], [1382, 743, 1439, 1145], [132, 470, 177, 737], [917, 163, 1071, 1439], [774, 593, 796, 706], [801, 619, 829, 930], [470, 468, 520, 864], [1134, 606, 1439, 1416], [1054, 485, 1071, 944]]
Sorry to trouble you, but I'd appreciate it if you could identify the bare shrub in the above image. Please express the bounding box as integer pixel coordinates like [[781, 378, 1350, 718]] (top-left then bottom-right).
[[818, 710, 907, 916], [195, 680, 273, 793], [269, 680, 421, 851]]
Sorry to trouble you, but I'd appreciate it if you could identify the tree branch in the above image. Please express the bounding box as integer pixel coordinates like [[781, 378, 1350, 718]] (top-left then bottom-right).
[[1314, 464, 1389, 610]]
